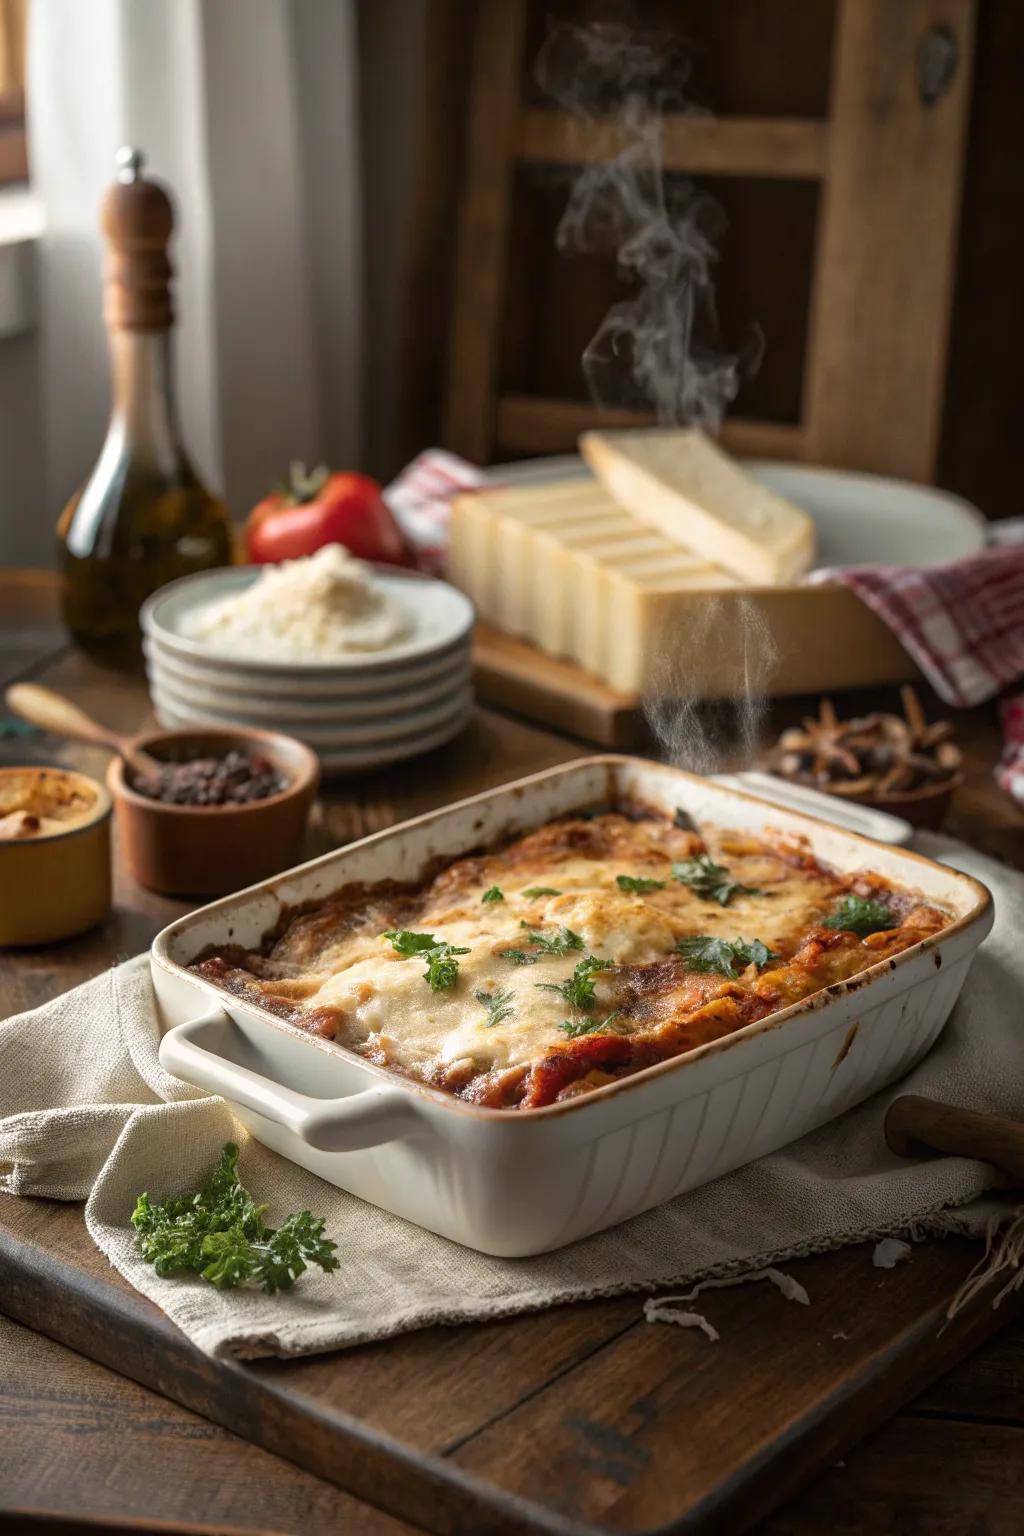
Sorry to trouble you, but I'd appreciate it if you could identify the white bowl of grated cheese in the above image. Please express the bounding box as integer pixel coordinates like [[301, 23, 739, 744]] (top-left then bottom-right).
[[142, 545, 474, 672], [139, 548, 476, 772]]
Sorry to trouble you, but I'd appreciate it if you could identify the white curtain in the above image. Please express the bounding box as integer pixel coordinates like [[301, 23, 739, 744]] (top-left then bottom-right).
[[27, 0, 363, 535]]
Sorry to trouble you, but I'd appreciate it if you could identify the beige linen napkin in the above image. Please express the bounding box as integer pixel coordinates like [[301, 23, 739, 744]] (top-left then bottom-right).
[[2, 832, 1022, 1361]]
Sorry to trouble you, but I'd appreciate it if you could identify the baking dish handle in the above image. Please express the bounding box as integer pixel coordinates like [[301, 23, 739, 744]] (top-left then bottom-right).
[[159, 1008, 425, 1153]]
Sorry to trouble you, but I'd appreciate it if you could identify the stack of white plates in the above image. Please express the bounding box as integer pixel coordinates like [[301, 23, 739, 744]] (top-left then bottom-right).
[[140, 566, 475, 774]]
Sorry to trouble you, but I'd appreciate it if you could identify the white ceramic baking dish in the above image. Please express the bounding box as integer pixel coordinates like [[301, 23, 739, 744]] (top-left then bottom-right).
[[152, 756, 992, 1257]]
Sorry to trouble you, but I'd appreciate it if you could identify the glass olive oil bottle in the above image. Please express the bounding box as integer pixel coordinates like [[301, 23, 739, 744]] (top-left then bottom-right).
[[57, 147, 231, 669]]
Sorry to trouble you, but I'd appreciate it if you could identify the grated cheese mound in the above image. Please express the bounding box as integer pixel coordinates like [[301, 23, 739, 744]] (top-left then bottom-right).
[[188, 545, 413, 661]]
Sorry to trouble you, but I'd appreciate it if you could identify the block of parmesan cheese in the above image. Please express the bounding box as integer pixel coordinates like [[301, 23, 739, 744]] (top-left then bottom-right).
[[579, 427, 816, 586], [448, 479, 740, 693]]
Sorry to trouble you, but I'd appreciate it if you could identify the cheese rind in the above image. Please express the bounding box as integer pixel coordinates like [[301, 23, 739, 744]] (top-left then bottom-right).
[[580, 427, 816, 586]]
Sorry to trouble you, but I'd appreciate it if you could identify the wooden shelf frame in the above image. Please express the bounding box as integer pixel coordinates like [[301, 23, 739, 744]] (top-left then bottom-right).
[[496, 395, 805, 463], [518, 108, 831, 181], [442, 0, 977, 481]]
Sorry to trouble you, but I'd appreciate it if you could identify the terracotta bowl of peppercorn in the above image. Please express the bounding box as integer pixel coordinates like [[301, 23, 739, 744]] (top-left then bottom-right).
[[108, 726, 320, 897]]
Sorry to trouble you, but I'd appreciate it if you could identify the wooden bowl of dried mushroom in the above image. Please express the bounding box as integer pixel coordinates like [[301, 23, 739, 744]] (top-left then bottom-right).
[[767, 688, 963, 829]]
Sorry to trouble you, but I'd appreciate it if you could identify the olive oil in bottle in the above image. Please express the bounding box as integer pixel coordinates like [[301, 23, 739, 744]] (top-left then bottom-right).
[[57, 147, 231, 668]]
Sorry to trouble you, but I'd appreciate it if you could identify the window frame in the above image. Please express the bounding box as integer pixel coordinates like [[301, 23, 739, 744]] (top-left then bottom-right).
[[0, 0, 27, 188]]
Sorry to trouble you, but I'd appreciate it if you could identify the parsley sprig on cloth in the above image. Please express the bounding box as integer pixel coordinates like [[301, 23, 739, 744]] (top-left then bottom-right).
[[131, 1143, 339, 1294]]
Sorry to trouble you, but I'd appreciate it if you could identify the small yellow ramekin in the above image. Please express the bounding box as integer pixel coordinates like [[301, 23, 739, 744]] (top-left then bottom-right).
[[0, 767, 112, 946]]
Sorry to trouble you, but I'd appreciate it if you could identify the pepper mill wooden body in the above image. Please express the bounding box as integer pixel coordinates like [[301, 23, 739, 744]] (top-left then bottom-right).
[[57, 147, 231, 669]]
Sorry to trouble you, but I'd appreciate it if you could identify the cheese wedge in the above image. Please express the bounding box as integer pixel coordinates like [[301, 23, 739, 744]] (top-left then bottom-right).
[[579, 427, 816, 586], [448, 479, 740, 692]]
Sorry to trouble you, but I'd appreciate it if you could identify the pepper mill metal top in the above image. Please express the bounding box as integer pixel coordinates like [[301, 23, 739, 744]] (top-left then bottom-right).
[[115, 145, 146, 184]]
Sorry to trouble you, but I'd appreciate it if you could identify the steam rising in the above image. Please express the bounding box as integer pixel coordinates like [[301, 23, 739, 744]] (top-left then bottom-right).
[[536, 23, 774, 771], [644, 598, 778, 773], [535, 23, 761, 432]]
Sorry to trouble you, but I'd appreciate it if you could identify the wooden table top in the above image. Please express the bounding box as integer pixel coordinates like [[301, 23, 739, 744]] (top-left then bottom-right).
[[4, 568, 1024, 1536]]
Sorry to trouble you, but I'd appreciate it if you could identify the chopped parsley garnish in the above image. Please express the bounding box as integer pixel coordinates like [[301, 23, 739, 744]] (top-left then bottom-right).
[[423, 943, 471, 991], [476, 988, 515, 1027], [616, 873, 666, 895], [672, 854, 758, 907], [481, 885, 504, 904], [131, 1142, 338, 1295], [383, 929, 470, 991], [518, 924, 585, 956], [559, 1011, 624, 1039], [521, 886, 562, 898], [677, 935, 779, 979], [383, 929, 440, 955], [498, 947, 541, 966], [822, 895, 894, 936], [536, 954, 612, 1011]]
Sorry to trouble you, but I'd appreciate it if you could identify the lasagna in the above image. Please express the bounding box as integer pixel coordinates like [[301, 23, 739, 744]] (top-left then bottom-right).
[[190, 806, 948, 1111]]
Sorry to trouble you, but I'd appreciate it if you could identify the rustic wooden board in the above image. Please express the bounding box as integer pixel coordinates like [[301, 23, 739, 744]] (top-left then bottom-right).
[[473, 623, 646, 748], [2, 1195, 1024, 1536], [0, 1313, 411, 1535]]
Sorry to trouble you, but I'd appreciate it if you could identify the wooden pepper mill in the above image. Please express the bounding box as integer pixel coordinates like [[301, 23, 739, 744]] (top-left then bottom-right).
[[56, 146, 231, 670]]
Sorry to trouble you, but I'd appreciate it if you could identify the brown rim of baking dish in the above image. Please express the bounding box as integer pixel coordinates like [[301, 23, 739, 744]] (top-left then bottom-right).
[[152, 754, 993, 1122], [0, 766, 112, 845]]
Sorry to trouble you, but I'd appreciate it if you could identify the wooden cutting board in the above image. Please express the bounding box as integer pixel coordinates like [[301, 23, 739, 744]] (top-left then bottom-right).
[[465, 459, 934, 748], [473, 624, 646, 747], [472, 598, 919, 750], [1, 1192, 1021, 1536]]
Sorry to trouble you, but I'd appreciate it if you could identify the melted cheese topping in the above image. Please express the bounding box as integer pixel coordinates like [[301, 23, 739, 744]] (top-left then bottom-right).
[[191, 811, 948, 1110]]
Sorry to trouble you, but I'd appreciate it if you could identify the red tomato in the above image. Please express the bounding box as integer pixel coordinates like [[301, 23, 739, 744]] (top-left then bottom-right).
[[245, 465, 415, 568]]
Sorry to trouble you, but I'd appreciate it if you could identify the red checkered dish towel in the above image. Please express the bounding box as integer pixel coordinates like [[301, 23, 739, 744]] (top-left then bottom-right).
[[812, 548, 1024, 708], [385, 450, 1024, 803], [812, 544, 1024, 801], [384, 449, 484, 573]]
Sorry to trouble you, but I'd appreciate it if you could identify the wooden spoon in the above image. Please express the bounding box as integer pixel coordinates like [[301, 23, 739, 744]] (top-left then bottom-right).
[[5, 683, 163, 791], [885, 1094, 1024, 1188]]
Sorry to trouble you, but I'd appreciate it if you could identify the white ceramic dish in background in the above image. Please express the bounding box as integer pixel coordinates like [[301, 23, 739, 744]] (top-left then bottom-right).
[[144, 647, 472, 719], [153, 756, 992, 1257], [153, 695, 473, 775], [141, 565, 475, 674], [486, 456, 988, 569], [150, 679, 475, 747]]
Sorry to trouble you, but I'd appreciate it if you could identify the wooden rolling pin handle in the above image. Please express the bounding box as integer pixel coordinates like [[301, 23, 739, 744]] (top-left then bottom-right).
[[885, 1094, 1024, 1184]]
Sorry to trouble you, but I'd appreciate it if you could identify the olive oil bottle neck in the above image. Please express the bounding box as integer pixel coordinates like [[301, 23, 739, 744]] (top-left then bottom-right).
[[106, 328, 182, 468]]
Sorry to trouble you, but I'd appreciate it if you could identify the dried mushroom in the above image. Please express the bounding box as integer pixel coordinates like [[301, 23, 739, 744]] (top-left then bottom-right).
[[769, 687, 962, 802]]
